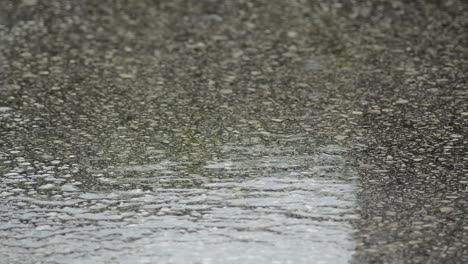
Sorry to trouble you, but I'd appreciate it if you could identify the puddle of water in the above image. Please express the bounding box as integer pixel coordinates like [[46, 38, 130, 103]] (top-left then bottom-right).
[[0, 144, 356, 264]]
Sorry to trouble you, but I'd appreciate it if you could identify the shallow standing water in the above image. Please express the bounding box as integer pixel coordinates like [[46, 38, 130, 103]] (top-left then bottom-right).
[[1, 129, 357, 264]]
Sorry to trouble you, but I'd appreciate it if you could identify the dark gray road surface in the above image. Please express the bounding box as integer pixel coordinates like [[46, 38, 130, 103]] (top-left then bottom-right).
[[0, 1, 467, 263]]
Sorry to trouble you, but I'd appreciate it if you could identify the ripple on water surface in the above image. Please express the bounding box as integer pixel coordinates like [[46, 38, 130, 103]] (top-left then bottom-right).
[[0, 144, 357, 264]]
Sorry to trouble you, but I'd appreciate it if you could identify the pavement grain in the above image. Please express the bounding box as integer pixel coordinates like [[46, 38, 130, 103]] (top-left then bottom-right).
[[0, 1, 467, 263]]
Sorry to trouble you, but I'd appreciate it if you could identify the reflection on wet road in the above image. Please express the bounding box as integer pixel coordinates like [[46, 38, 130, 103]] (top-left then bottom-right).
[[1, 141, 356, 263]]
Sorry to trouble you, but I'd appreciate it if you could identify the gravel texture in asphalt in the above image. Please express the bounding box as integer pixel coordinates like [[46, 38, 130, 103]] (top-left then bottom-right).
[[0, 1, 467, 263]]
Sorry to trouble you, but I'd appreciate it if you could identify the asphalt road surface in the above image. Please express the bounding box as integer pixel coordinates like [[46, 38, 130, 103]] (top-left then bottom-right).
[[0, 1, 467, 263]]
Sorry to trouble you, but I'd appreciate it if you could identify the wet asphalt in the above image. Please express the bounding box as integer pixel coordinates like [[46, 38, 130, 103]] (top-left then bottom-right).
[[0, 1, 467, 263]]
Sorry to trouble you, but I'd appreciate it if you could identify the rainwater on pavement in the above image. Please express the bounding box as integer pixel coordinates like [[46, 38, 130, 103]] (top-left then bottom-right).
[[1, 1, 467, 264]]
